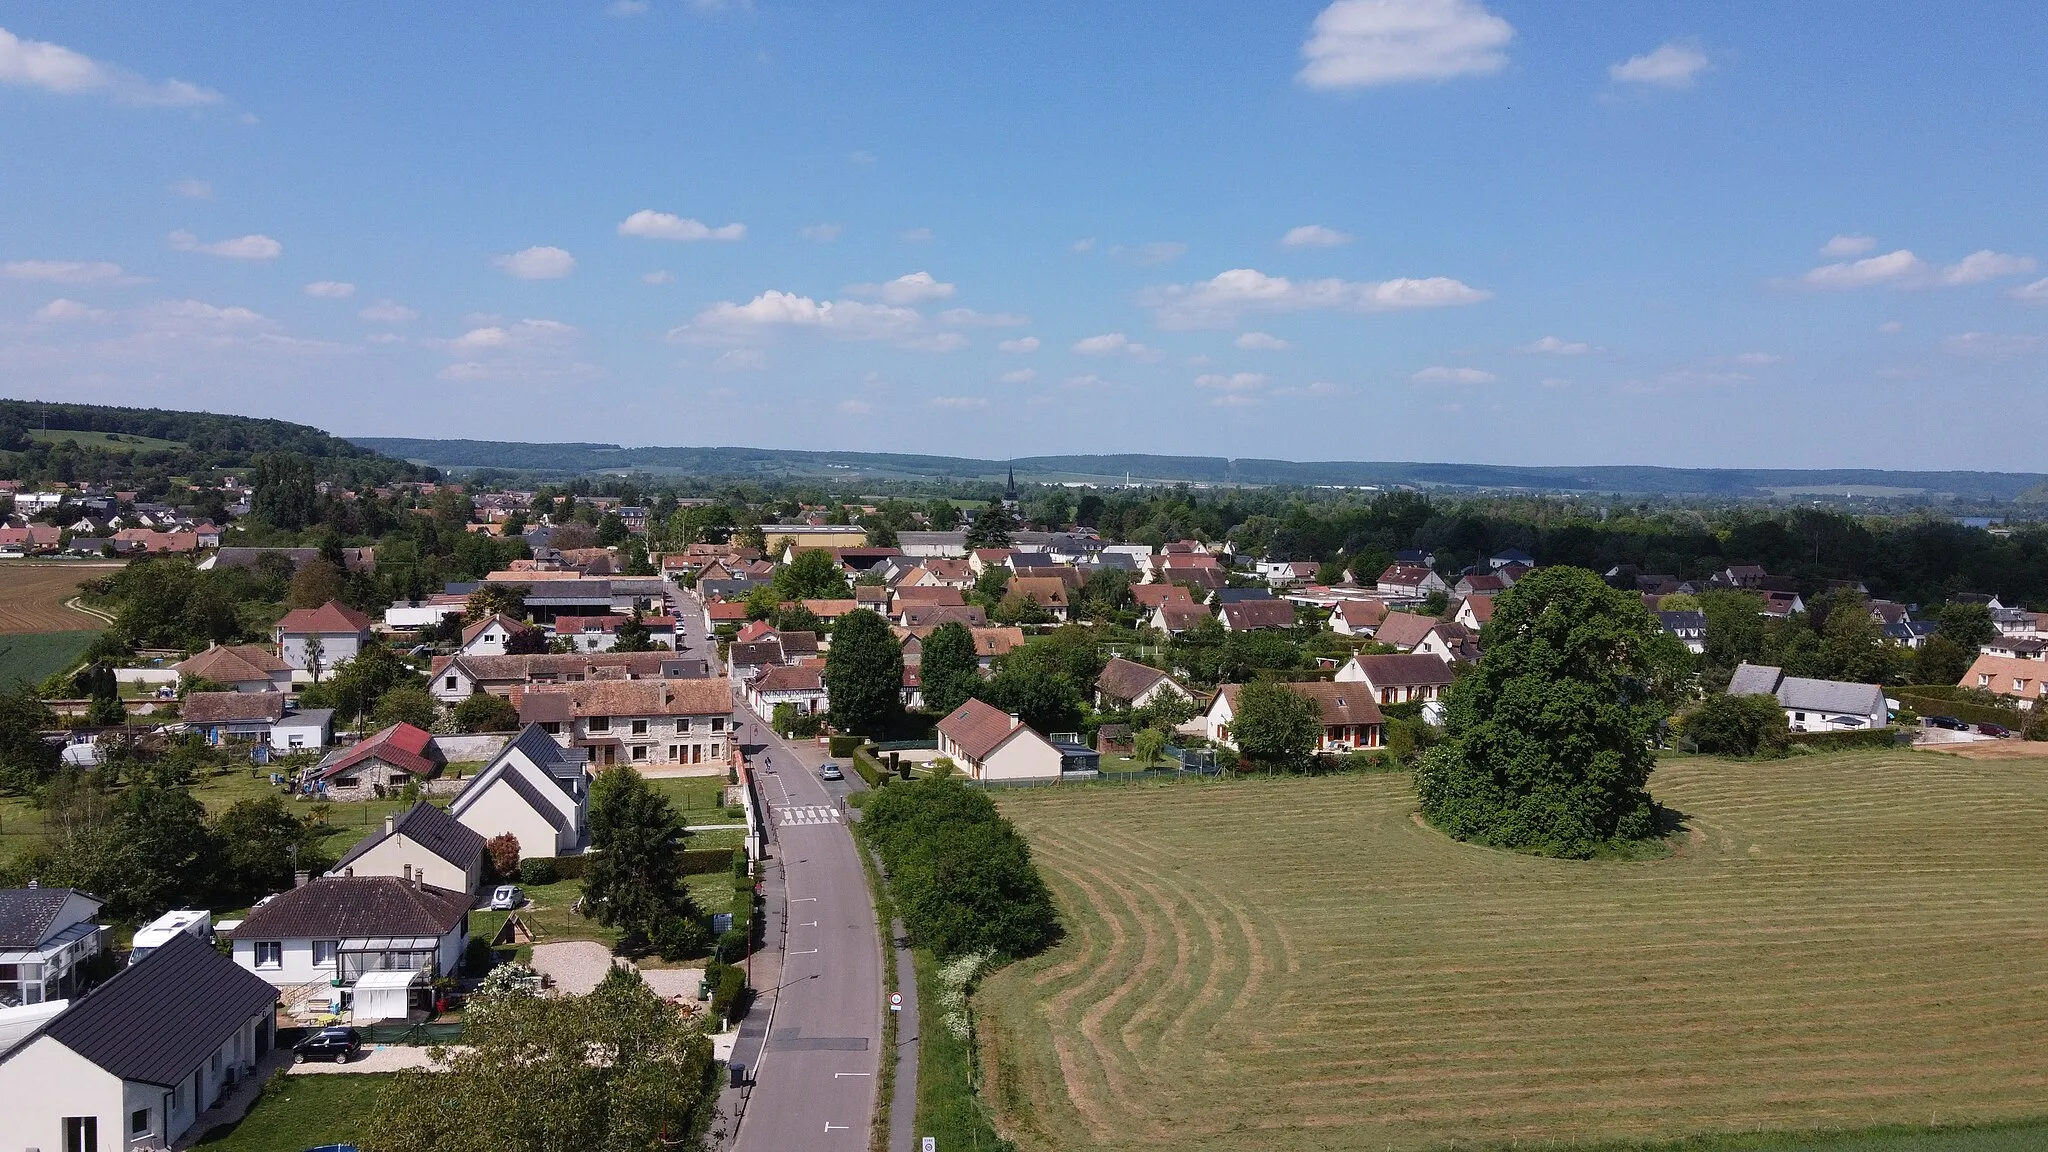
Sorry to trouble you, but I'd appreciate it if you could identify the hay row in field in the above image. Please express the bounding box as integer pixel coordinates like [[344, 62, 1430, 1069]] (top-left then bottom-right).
[[977, 755, 2048, 1152]]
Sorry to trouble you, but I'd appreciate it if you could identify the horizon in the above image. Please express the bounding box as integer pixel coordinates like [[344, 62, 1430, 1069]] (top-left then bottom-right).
[[2, 3, 2044, 469]]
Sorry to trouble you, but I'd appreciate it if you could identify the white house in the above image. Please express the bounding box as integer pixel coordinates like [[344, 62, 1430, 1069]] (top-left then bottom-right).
[[1200, 682, 1386, 753], [172, 644, 293, 693], [1327, 599, 1388, 637], [1333, 653, 1456, 704], [0, 933, 278, 1152], [224, 876, 470, 1019], [0, 887, 108, 1006], [934, 699, 1067, 782], [746, 664, 830, 717], [1376, 565, 1449, 598], [1728, 663, 1887, 731], [450, 725, 591, 858], [457, 613, 537, 657], [268, 708, 333, 755], [332, 801, 488, 898], [272, 600, 374, 676], [1093, 657, 1192, 711]]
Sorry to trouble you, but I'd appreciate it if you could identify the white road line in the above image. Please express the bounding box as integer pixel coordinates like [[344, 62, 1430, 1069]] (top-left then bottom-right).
[[800, 921, 818, 927], [791, 897, 818, 903], [791, 948, 819, 955], [833, 1072, 871, 1078], [825, 1123, 850, 1132]]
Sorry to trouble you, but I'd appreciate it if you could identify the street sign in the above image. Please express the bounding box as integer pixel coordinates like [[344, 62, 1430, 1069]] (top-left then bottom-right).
[[890, 993, 903, 1012], [922, 1139, 936, 1152]]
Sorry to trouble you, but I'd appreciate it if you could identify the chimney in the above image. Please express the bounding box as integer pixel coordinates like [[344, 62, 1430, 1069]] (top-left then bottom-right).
[[1008, 712, 1022, 731], [402, 863, 412, 882], [294, 870, 310, 888], [413, 872, 423, 891], [384, 813, 396, 836], [344, 867, 354, 878]]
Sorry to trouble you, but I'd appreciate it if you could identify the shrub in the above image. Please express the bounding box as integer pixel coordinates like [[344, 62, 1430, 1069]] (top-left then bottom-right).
[[1785, 728, 1902, 751], [518, 857, 558, 886], [453, 692, 521, 733], [463, 936, 497, 976], [828, 734, 861, 757], [655, 915, 711, 962], [729, 850, 749, 882], [706, 961, 748, 1022], [858, 778, 1057, 960], [1681, 693, 1791, 757], [850, 746, 887, 788], [680, 848, 738, 875], [486, 833, 521, 879], [715, 927, 750, 963]]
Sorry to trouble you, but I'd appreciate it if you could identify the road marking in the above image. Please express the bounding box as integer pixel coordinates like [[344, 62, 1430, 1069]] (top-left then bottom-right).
[[833, 1072, 872, 1078], [825, 1122, 850, 1132], [791, 948, 819, 955], [801, 921, 818, 927], [778, 805, 842, 826]]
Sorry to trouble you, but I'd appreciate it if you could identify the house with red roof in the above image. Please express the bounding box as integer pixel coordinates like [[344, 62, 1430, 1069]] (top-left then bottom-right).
[[309, 723, 444, 790], [456, 613, 537, 657], [273, 600, 374, 676]]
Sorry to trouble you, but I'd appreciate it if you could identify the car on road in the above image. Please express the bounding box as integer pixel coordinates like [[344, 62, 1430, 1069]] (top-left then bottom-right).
[[1925, 715, 1971, 731], [489, 884, 525, 910], [1978, 722, 2013, 738], [294, 1026, 363, 1064], [820, 762, 843, 781]]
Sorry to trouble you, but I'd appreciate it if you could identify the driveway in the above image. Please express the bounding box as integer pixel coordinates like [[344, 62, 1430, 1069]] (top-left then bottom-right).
[[531, 940, 630, 996]]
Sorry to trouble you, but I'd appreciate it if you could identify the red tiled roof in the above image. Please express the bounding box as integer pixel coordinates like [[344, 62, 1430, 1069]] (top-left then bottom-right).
[[275, 600, 373, 634], [1133, 584, 1194, 609], [937, 698, 1030, 761], [1221, 600, 1296, 630], [1373, 612, 1440, 649], [315, 722, 442, 780], [182, 692, 287, 724]]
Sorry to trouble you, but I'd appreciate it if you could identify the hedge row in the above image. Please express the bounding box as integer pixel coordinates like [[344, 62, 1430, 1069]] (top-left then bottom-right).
[[828, 734, 863, 757], [850, 745, 889, 788], [1785, 728, 1905, 751], [857, 778, 1057, 961], [1892, 691, 2021, 729], [681, 847, 738, 875]]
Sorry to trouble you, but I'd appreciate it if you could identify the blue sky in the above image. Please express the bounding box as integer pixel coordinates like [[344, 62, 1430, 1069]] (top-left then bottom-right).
[[2, 1, 2045, 469]]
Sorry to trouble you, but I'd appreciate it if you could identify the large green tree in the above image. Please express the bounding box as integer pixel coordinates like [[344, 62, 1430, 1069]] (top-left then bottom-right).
[[918, 621, 981, 717], [1416, 565, 1684, 858], [368, 966, 717, 1152], [774, 548, 851, 602], [212, 796, 328, 903], [964, 499, 1015, 549], [0, 687, 59, 796], [1229, 681, 1322, 772], [825, 608, 903, 736], [583, 767, 695, 950], [1698, 589, 1768, 682]]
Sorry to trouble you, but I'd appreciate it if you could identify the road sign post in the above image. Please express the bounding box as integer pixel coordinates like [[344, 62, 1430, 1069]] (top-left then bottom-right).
[[890, 992, 903, 1013], [922, 1139, 936, 1152]]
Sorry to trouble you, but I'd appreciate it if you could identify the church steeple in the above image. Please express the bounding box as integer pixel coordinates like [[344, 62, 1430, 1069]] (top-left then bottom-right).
[[1003, 462, 1018, 511]]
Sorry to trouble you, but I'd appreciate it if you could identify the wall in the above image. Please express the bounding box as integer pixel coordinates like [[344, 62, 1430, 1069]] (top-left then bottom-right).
[[456, 779, 574, 857], [341, 833, 479, 897], [982, 733, 1064, 782], [0, 1036, 124, 1152], [435, 734, 510, 763]]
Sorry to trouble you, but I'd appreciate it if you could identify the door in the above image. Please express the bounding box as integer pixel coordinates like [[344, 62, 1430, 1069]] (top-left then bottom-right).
[[65, 1116, 98, 1152]]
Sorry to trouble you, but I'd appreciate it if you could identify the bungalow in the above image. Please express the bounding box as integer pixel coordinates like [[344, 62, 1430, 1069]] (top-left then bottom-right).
[[1960, 652, 2048, 709], [1334, 653, 1456, 704], [1219, 599, 1297, 632], [223, 876, 470, 1016], [309, 723, 443, 789], [936, 699, 1088, 782], [1729, 663, 1887, 731], [0, 933, 278, 1152], [899, 603, 989, 630], [273, 600, 374, 676], [457, 614, 538, 657], [1328, 598, 1388, 637], [1006, 577, 1071, 621], [1489, 548, 1535, 570], [1132, 583, 1194, 612], [1149, 601, 1214, 636], [1452, 594, 1495, 632], [269, 709, 334, 755], [331, 801, 487, 899], [1094, 657, 1192, 711], [1371, 611, 1440, 652], [1983, 636, 2048, 661], [450, 725, 590, 858], [182, 692, 286, 746], [174, 644, 293, 693], [1453, 572, 1507, 597], [1200, 682, 1385, 753], [516, 677, 733, 769], [1377, 565, 1449, 598], [747, 663, 829, 717], [0, 887, 108, 1006]]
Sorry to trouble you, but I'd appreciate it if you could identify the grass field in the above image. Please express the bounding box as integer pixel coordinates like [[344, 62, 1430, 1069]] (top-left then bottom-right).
[[0, 630, 99, 686], [193, 1072, 388, 1151], [27, 428, 185, 453], [0, 561, 114, 632], [976, 751, 2048, 1152]]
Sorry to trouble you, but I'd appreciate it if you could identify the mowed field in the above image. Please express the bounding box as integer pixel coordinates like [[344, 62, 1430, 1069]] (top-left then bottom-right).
[[977, 752, 2048, 1152], [0, 562, 114, 632]]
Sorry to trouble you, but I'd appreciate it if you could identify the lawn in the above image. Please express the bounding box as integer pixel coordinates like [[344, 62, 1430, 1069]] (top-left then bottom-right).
[[975, 750, 2048, 1152], [27, 428, 185, 453], [647, 775, 738, 825], [193, 1071, 389, 1151]]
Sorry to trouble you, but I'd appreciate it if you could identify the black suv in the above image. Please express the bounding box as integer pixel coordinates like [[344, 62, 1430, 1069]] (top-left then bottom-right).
[[294, 1026, 363, 1064], [1925, 715, 1971, 731]]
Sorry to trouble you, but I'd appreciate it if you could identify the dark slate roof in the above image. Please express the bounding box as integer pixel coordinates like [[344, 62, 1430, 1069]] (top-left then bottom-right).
[[223, 876, 470, 941], [0, 887, 95, 949], [501, 771, 573, 832], [334, 801, 486, 873], [1215, 588, 1276, 604], [36, 933, 276, 1086]]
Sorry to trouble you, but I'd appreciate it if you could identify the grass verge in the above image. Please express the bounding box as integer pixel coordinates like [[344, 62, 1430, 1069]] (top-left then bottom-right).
[[910, 944, 1010, 1152], [853, 836, 899, 1152]]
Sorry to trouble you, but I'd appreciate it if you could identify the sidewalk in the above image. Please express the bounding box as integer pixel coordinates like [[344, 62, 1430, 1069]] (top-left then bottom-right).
[[711, 834, 786, 1150], [887, 915, 920, 1152]]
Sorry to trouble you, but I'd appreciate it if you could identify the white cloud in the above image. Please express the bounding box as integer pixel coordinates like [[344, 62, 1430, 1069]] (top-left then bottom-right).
[[168, 230, 282, 260], [170, 178, 213, 200], [849, 271, 955, 305], [1878, 319, 1905, 332], [3, 260, 132, 284], [1944, 331, 2039, 357], [682, 290, 921, 342], [1195, 372, 1268, 392], [1940, 250, 2037, 286], [930, 395, 990, 409], [801, 223, 843, 242], [1072, 332, 1164, 361], [1145, 267, 1490, 329], [1609, 42, 1709, 88], [1063, 374, 1110, 390], [0, 24, 222, 106], [1297, 0, 1513, 89], [1112, 241, 1187, 266], [1520, 335, 1589, 355], [149, 299, 268, 329], [447, 318, 576, 352], [642, 270, 674, 285], [1411, 365, 1496, 384], [1071, 238, 1096, 254], [617, 210, 745, 241], [2012, 278, 2048, 304], [1000, 368, 1037, 384], [303, 281, 355, 299], [837, 399, 873, 415], [495, 246, 576, 279], [606, 0, 650, 14], [35, 298, 108, 322], [1234, 331, 1291, 351], [1822, 234, 1876, 257], [1212, 393, 1259, 407], [434, 318, 587, 383], [997, 336, 1041, 354], [1731, 351, 1781, 366], [1274, 380, 1342, 397], [900, 227, 933, 242], [937, 308, 1027, 328], [903, 332, 969, 353], [1801, 249, 1926, 289], [1281, 225, 1352, 249], [716, 348, 766, 372], [359, 300, 418, 323]]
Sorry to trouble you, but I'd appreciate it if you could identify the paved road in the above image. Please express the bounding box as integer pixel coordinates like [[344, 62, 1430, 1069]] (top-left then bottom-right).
[[730, 707, 883, 1152]]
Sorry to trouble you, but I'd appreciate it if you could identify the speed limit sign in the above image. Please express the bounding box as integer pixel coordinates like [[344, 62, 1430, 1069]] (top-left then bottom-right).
[[890, 993, 903, 1013]]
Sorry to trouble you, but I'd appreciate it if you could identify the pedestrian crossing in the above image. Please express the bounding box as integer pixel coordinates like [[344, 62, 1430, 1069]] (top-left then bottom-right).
[[777, 805, 842, 826]]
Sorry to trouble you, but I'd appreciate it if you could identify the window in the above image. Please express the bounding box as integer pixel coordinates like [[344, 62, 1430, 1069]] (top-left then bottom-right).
[[711, 742, 723, 760], [678, 718, 692, 733], [131, 1109, 149, 1136], [589, 715, 610, 733], [711, 717, 726, 732], [631, 745, 647, 762], [445, 675, 458, 690], [313, 940, 339, 967], [542, 721, 562, 735], [255, 941, 283, 968], [64, 1115, 97, 1152], [631, 718, 648, 735]]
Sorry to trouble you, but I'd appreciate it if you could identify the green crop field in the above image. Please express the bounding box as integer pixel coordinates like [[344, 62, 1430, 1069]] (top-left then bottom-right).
[[26, 428, 186, 453], [0, 630, 99, 686], [977, 751, 2048, 1152]]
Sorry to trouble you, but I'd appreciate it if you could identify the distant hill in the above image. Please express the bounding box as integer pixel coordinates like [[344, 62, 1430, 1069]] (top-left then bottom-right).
[[2, 399, 387, 463], [349, 438, 2048, 500]]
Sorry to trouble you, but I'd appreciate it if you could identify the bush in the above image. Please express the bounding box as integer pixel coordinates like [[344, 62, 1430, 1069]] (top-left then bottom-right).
[[681, 847, 738, 875], [715, 927, 750, 963], [463, 936, 497, 976], [453, 692, 521, 733], [517, 857, 557, 886], [1681, 693, 1791, 757], [486, 833, 521, 879], [655, 915, 711, 961], [729, 850, 749, 882], [828, 734, 861, 757], [706, 961, 748, 1022], [850, 746, 887, 788], [858, 778, 1057, 960], [1785, 728, 1903, 751]]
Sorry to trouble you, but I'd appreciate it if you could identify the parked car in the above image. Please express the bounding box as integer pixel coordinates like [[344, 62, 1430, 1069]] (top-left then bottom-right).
[[1978, 723, 2012, 738], [489, 884, 525, 910], [295, 1026, 363, 1064], [820, 762, 843, 781], [1925, 715, 1971, 731]]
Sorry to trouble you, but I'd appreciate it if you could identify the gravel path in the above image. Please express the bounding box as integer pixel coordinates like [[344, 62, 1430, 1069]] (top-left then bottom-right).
[[531, 940, 630, 996]]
